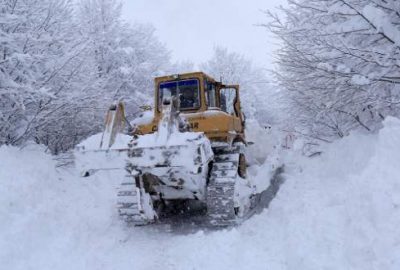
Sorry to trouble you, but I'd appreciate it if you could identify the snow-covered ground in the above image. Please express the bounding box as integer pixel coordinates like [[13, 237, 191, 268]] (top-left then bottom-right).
[[1, 118, 400, 270]]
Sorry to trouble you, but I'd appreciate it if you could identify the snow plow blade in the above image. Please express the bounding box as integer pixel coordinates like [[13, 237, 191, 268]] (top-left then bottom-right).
[[117, 132, 214, 225], [74, 102, 129, 177]]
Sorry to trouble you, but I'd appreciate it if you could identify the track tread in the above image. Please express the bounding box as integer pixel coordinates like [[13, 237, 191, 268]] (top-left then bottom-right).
[[206, 144, 243, 226], [117, 175, 154, 226]]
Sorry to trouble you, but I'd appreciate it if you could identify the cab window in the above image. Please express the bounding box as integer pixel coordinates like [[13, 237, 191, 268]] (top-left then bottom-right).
[[205, 81, 217, 108], [159, 79, 200, 111], [220, 88, 237, 115]]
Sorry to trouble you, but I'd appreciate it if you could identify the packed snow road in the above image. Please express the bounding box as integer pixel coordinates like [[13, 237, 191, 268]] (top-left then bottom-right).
[[1, 118, 400, 270]]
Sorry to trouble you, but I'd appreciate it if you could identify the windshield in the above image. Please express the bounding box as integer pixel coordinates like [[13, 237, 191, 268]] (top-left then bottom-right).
[[158, 79, 200, 111]]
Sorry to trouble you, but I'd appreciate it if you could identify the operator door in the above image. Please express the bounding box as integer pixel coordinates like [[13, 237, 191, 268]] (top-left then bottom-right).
[[219, 87, 242, 132]]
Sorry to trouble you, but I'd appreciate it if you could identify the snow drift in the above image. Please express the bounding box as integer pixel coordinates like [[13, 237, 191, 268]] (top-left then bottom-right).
[[1, 117, 400, 269]]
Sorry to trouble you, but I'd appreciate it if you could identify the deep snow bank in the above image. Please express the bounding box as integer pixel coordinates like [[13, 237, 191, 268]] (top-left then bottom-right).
[[1, 118, 400, 270], [264, 116, 400, 270], [0, 144, 124, 270]]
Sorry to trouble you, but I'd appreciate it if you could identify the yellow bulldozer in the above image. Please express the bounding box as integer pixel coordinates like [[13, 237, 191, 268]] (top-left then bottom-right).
[[77, 72, 269, 226]]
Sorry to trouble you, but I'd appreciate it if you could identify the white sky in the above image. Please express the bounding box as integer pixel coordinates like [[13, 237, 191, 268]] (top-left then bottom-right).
[[121, 0, 286, 68]]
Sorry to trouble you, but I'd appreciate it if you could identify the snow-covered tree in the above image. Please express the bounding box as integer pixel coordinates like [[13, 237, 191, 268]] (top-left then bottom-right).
[[42, 0, 171, 153], [201, 47, 278, 125], [76, 0, 170, 116], [0, 0, 86, 147], [169, 61, 195, 75], [266, 0, 400, 141], [0, 0, 171, 153]]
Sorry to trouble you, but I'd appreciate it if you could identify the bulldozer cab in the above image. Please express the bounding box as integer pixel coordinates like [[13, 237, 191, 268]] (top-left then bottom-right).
[[135, 72, 245, 143], [155, 72, 241, 117]]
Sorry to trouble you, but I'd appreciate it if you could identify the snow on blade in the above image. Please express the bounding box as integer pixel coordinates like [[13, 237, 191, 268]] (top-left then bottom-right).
[[130, 110, 153, 127], [74, 133, 132, 176]]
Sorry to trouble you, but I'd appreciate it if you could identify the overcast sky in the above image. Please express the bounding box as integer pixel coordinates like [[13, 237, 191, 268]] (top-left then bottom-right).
[[121, 0, 286, 68]]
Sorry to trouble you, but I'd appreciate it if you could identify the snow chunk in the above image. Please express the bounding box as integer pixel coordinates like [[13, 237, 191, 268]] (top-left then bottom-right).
[[317, 62, 334, 71], [119, 66, 132, 75], [351, 74, 370, 85], [336, 64, 351, 73]]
